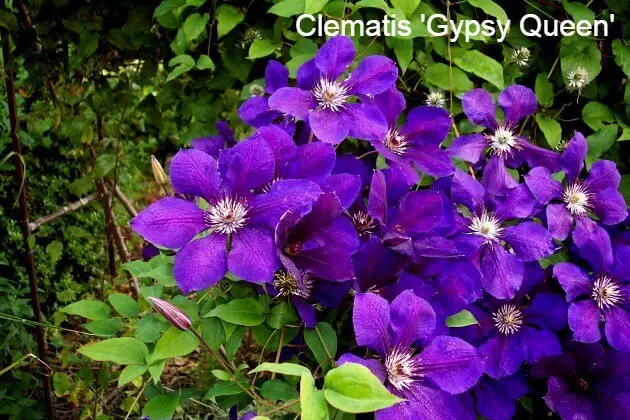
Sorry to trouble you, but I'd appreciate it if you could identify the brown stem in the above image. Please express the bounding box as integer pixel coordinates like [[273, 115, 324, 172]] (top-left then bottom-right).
[[110, 183, 137, 217], [271, 326, 285, 380], [29, 192, 98, 232], [2, 32, 55, 420]]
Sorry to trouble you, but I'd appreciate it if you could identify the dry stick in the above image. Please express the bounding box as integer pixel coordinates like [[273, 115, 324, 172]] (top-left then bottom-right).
[[2, 33, 55, 420], [29, 192, 99, 232], [111, 184, 137, 217], [270, 326, 285, 380]]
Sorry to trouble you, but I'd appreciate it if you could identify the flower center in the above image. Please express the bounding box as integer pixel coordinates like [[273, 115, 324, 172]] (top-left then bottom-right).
[[273, 271, 312, 299], [563, 182, 591, 216], [384, 128, 409, 156], [567, 67, 589, 91], [592, 275, 623, 310], [511, 47, 531, 67], [205, 196, 249, 234], [493, 304, 523, 335], [350, 210, 376, 236], [487, 124, 519, 157], [312, 78, 350, 112], [469, 210, 503, 243], [384, 345, 422, 392], [425, 91, 446, 108]]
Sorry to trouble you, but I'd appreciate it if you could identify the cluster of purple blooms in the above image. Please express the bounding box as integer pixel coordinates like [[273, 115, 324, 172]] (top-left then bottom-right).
[[131, 37, 630, 419]]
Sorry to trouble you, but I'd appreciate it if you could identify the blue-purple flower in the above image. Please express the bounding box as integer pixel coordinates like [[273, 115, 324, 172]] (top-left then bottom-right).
[[191, 121, 235, 158], [268, 36, 397, 144]]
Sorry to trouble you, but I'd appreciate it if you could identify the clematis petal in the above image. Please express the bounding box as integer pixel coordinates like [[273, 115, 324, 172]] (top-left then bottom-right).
[[503, 222, 554, 262], [406, 143, 455, 177], [293, 296, 317, 328], [238, 96, 281, 128], [296, 58, 319, 90], [492, 183, 535, 220], [591, 188, 628, 225], [524, 292, 568, 331], [173, 234, 227, 294], [545, 376, 595, 420], [265, 60, 289, 94], [169, 149, 221, 200], [345, 55, 398, 96], [337, 353, 387, 383], [418, 336, 485, 393], [287, 142, 336, 182], [519, 327, 562, 364], [324, 174, 361, 209], [228, 228, 279, 284], [523, 166, 563, 205], [572, 218, 613, 273], [447, 134, 487, 164], [479, 334, 524, 379], [462, 89, 497, 129], [268, 87, 317, 121], [546, 203, 573, 241], [390, 290, 436, 347], [604, 307, 630, 352], [314, 36, 355, 80], [346, 103, 389, 141], [191, 135, 225, 158], [584, 159, 622, 191], [553, 262, 592, 302], [368, 170, 388, 226], [353, 293, 391, 356], [295, 246, 355, 281], [560, 131, 588, 181], [390, 191, 443, 235], [475, 375, 529, 420], [481, 245, 524, 300], [252, 125, 297, 172], [568, 300, 601, 343], [482, 155, 518, 196], [451, 170, 485, 213], [401, 106, 452, 145], [497, 85, 537, 125], [130, 197, 206, 249], [218, 135, 275, 195], [309, 107, 351, 144], [517, 139, 561, 172], [372, 88, 406, 128], [314, 217, 360, 253]]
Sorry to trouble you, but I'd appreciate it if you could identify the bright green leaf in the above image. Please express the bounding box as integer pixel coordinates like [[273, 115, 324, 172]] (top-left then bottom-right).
[[183, 13, 209, 42], [535, 73, 554, 108], [582, 102, 615, 131], [46, 240, 63, 265], [267, 301, 298, 329], [612, 39, 630, 76], [93, 154, 117, 179], [303, 322, 337, 372], [78, 337, 149, 365], [305, 0, 329, 14], [142, 394, 179, 419], [587, 124, 618, 158], [61, 300, 111, 321], [108, 293, 139, 318], [150, 327, 199, 362], [83, 318, 121, 336], [562, 0, 595, 22], [196, 55, 215, 70], [248, 39, 280, 60], [205, 298, 265, 326], [217, 4, 244, 38], [260, 379, 299, 401], [536, 115, 562, 149], [166, 54, 195, 82], [445, 309, 479, 328], [118, 365, 148, 387], [454, 50, 504, 89], [467, 0, 508, 24], [268, 0, 304, 17], [301, 372, 328, 420], [560, 36, 601, 86], [249, 362, 311, 377], [425, 62, 474, 95]]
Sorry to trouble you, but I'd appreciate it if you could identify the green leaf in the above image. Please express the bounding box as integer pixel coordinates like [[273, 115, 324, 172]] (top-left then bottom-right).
[[108, 293, 139, 318], [454, 50, 504, 89], [260, 379, 299, 401], [0, 10, 18, 32], [216, 4, 244, 38], [148, 359, 167, 384], [205, 298, 265, 326], [61, 300, 111, 321], [353, 0, 393, 14], [535, 73, 554, 108], [166, 54, 195, 82], [248, 39, 280, 60], [612, 39, 630, 76], [387, 38, 413, 75], [305, 0, 329, 14], [425, 63, 474, 95], [183, 13, 209, 42], [560, 36, 601, 86], [562, 0, 595, 22], [249, 362, 311, 377], [83, 318, 121, 336], [150, 327, 199, 362], [301, 372, 328, 420], [196, 55, 215, 71], [201, 317, 225, 350], [467, 0, 508, 24], [267, 301, 298, 329], [390, 0, 420, 17], [445, 309, 479, 328], [46, 240, 63, 265], [536, 115, 562, 149], [587, 124, 619, 158], [323, 363, 402, 413], [134, 313, 170, 343], [142, 394, 179, 419], [53, 373, 72, 396], [205, 381, 244, 398], [154, 0, 186, 17], [287, 38, 318, 77], [118, 365, 148, 387], [122, 256, 175, 286], [78, 31, 99, 58], [304, 323, 337, 372], [212, 369, 231, 381], [582, 102, 615, 131], [268, 0, 304, 17], [93, 154, 116, 179], [78, 338, 149, 365], [618, 128, 630, 142]]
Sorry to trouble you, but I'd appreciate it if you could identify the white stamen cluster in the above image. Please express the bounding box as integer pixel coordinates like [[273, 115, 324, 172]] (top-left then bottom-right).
[[592, 275, 623, 310], [384, 128, 409, 156], [248, 84, 265, 97], [273, 271, 312, 299], [567, 67, 589, 92], [493, 304, 524, 335], [312, 78, 350, 112], [384, 345, 422, 392], [425, 91, 446, 108], [350, 210, 376, 236], [260, 177, 282, 194], [205, 196, 249, 234], [563, 182, 591, 217], [487, 124, 520, 157], [469, 211, 503, 243], [511, 47, 531, 67]]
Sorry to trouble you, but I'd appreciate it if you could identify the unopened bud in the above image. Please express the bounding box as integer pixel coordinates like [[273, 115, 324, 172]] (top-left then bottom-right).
[[151, 155, 170, 191], [148, 297, 191, 331]]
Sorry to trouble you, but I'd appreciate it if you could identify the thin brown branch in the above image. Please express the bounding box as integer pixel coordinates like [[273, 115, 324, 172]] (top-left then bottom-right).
[[29, 192, 99, 232], [110, 183, 138, 217]]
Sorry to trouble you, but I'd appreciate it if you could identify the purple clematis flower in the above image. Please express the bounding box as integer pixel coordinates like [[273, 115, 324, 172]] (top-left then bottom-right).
[[368, 88, 455, 181], [338, 291, 484, 420], [446, 170, 554, 299], [532, 342, 630, 420], [268, 36, 397, 144], [191, 121, 235, 158], [130, 138, 322, 293], [525, 131, 628, 241], [473, 374, 530, 420], [238, 60, 296, 134], [553, 236, 630, 352], [448, 85, 560, 195]]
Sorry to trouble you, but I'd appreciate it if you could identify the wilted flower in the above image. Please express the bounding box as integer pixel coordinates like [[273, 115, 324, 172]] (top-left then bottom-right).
[[425, 90, 446, 108], [240, 27, 261, 49], [151, 155, 169, 191], [148, 297, 191, 331], [567, 67, 589, 91], [511, 47, 531, 67]]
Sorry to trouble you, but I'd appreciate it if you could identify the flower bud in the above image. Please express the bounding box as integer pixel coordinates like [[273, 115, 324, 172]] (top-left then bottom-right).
[[148, 297, 191, 331], [151, 155, 170, 191]]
